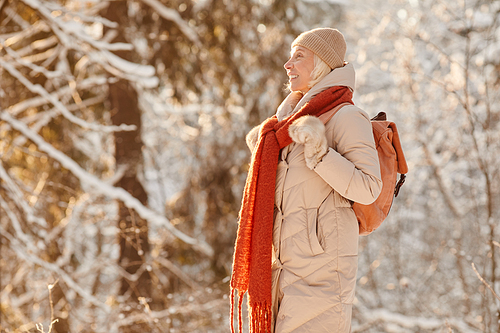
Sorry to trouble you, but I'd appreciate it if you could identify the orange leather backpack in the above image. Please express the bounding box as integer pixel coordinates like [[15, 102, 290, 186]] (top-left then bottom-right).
[[319, 104, 408, 235]]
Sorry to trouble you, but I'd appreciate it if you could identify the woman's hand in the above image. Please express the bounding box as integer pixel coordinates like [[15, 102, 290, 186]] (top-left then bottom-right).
[[289, 116, 328, 169]]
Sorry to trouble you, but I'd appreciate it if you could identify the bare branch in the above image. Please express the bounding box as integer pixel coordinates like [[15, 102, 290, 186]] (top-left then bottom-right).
[[155, 256, 199, 289], [471, 262, 500, 302], [420, 142, 462, 218], [48, 280, 59, 329]]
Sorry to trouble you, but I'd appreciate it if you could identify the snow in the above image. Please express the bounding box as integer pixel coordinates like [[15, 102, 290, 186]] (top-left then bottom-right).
[[8, 76, 107, 116], [1, 111, 214, 258], [0, 225, 110, 311], [2, 60, 135, 132], [2, 0, 499, 331]]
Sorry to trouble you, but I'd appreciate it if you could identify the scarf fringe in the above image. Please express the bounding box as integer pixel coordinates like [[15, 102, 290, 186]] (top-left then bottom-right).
[[230, 289, 235, 333], [230, 288, 245, 333], [250, 301, 272, 333], [231, 289, 272, 333]]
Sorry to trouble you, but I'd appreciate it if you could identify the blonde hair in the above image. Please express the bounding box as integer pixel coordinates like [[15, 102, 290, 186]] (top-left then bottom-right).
[[307, 54, 332, 89]]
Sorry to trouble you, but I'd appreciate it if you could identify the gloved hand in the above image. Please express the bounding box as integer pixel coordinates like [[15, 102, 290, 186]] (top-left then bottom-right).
[[288, 116, 328, 170], [246, 125, 261, 152]]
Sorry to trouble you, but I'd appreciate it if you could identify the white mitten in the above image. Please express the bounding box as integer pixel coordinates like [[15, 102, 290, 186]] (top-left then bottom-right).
[[246, 125, 261, 152], [288, 116, 328, 170]]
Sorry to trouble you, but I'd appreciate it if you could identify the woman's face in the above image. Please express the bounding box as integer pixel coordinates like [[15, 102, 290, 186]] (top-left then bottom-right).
[[284, 46, 315, 93]]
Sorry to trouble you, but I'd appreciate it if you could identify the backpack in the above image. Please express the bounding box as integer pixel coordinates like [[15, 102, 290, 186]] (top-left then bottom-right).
[[319, 104, 408, 235]]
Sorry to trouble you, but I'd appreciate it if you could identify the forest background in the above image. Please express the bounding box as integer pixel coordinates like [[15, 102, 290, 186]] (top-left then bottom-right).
[[1, 0, 499, 332]]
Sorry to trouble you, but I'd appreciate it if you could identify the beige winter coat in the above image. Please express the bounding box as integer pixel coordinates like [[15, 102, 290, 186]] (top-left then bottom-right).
[[271, 64, 382, 332]]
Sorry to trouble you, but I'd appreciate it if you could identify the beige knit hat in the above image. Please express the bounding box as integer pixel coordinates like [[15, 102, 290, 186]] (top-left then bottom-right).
[[291, 28, 346, 69]]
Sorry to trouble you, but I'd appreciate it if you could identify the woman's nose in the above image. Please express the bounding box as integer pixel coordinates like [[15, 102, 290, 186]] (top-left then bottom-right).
[[284, 59, 292, 70]]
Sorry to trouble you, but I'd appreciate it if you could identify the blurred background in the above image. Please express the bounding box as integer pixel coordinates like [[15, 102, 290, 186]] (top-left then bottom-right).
[[0, 0, 499, 332]]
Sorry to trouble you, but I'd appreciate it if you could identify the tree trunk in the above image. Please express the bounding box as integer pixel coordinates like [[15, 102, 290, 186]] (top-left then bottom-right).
[[110, 78, 152, 333], [102, 2, 152, 331]]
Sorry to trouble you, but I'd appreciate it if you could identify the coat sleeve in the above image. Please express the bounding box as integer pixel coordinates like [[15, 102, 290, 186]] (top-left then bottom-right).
[[313, 106, 382, 205]]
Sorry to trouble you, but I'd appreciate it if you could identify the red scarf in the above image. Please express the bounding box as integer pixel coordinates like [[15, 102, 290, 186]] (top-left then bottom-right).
[[230, 86, 353, 333]]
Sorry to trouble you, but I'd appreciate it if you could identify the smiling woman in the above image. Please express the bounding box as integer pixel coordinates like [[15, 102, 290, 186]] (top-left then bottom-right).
[[284, 46, 315, 92], [284, 47, 333, 94], [230, 28, 382, 333]]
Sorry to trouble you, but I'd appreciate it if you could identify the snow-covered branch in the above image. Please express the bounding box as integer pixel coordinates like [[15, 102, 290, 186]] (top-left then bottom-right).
[[0, 226, 110, 311], [1, 111, 214, 258], [1, 21, 50, 54], [7, 76, 107, 116], [0, 39, 66, 79], [87, 50, 159, 88], [20, 0, 132, 52], [140, 0, 201, 47], [0, 197, 37, 252], [17, 0, 159, 89], [42, 1, 118, 28], [0, 61, 136, 132], [12, 94, 106, 148], [0, 162, 48, 228], [2, 6, 32, 32]]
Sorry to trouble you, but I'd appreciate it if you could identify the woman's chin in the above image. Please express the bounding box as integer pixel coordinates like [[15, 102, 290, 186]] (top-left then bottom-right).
[[289, 83, 309, 93]]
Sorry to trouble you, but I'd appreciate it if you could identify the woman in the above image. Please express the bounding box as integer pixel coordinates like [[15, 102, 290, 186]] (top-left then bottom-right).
[[231, 28, 382, 333]]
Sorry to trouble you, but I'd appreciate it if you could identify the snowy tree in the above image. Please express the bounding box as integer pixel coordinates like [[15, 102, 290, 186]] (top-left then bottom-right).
[[348, 0, 500, 331], [0, 0, 209, 331], [2, 0, 498, 332], [0, 0, 315, 331]]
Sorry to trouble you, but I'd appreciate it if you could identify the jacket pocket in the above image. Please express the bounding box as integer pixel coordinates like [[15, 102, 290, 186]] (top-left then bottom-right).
[[306, 208, 325, 256]]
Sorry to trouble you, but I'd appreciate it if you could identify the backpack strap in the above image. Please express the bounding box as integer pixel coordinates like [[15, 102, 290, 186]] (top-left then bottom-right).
[[318, 102, 352, 124], [371, 112, 387, 121], [395, 174, 406, 197], [386, 121, 408, 197]]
